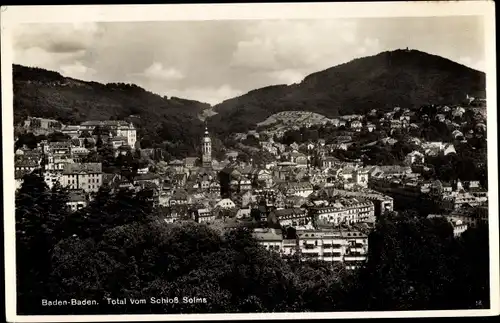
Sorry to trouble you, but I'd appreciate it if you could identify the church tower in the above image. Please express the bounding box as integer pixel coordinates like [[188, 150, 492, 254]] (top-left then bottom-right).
[[202, 126, 212, 167]]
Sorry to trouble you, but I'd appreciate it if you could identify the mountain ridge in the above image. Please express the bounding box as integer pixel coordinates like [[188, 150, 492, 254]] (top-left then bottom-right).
[[13, 49, 486, 144], [207, 49, 486, 135], [13, 64, 211, 157]]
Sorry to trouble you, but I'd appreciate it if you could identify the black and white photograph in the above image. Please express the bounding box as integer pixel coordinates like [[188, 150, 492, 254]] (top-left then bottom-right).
[[2, 2, 498, 321]]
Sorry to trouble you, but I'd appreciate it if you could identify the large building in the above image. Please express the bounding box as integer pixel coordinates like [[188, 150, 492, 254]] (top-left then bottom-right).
[[315, 188, 394, 217], [79, 120, 137, 148], [252, 228, 369, 270], [201, 127, 212, 167], [309, 197, 375, 225], [61, 163, 103, 193]]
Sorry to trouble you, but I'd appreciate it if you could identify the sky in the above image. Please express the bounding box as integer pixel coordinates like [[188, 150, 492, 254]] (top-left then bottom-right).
[[12, 16, 486, 105]]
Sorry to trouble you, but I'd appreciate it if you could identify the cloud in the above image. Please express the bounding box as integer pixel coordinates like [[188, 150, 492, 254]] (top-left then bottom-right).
[[458, 56, 485, 72], [356, 38, 382, 56], [230, 20, 360, 72], [141, 62, 185, 81], [14, 46, 80, 70], [166, 85, 243, 105], [230, 38, 278, 70], [268, 69, 305, 85], [13, 22, 102, 54], [60, 61, 97, 80]]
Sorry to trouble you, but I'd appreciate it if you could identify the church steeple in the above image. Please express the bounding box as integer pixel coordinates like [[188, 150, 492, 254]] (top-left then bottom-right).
[[202, 124, 212, 168]]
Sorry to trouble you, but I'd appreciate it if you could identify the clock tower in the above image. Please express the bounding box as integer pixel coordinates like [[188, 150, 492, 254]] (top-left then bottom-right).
[[201, 126, 212, 167]]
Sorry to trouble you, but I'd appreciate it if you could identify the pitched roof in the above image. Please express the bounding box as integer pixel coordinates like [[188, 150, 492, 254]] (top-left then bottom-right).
[[80, 120, 130, 127], [63, 163, 102, 174], [15, 159, 38, 168], [275, 208, 307, 218]]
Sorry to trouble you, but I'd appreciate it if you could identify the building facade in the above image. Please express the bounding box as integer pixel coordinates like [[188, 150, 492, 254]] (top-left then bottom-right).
[[61, 163, 103, 193], [201, 127, 212, 167]]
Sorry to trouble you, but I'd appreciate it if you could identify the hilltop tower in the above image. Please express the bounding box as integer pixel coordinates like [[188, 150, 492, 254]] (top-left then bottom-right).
[[202, 126, 212, 167]]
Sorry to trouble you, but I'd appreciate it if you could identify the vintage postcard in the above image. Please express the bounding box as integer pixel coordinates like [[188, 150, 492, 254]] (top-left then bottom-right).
[[2, 2, 498, 321]]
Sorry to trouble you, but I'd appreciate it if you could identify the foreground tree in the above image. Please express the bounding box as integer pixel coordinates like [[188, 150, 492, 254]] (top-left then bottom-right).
[[16, 172, 69, 314]]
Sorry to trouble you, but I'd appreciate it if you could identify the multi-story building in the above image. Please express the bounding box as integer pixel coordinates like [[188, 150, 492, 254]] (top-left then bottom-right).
[[61, 125, 81, 138], [46, 154, 74, 172], [253, 228, 369, 270], [79, 120, 136, 147], [296, 229, 368, 269], [252, 228, 283, 253], [438, 192, 487, 212], [316, 188, 393, 217], [61, 163, 103, 193], [277, 182, 314, 198], [447, 206, 488, 228], [322, 156, 341, 169], [271, 208, 311, 228], [15, 158, 39, 172], [70, 147, 90, 163], [254, 188, 285, 209], [48, 141, 72, 155], [309, 197, 375, 225], [195, 208, 216, 223]]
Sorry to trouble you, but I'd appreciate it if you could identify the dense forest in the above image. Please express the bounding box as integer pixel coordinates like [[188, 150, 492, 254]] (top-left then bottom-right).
[[209, 49, 486, 135], [16, 171, 490, 314]]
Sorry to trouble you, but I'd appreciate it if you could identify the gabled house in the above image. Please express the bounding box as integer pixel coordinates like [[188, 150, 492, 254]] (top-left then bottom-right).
[[404, 150, 425, 165]]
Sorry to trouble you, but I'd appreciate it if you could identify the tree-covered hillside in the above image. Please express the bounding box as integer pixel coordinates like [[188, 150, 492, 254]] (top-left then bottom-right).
[[208, 49, 486, 135], [13, 64, 210, 156]]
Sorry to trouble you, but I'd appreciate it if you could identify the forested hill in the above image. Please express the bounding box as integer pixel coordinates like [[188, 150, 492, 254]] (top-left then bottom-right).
[[208, 49, 486, 135], [13, 64, 210, 154]]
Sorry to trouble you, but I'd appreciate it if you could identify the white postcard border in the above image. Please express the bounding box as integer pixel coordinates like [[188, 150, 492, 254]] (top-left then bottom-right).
[[2, 1, 498, 321]]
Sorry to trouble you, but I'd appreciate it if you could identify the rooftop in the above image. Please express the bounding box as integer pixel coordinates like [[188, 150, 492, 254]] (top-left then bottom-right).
[[63, 163, 102, 174]]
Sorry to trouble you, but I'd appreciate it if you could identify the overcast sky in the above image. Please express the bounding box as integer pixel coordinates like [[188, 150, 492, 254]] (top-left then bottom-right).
[[13, 16, 485, 105]]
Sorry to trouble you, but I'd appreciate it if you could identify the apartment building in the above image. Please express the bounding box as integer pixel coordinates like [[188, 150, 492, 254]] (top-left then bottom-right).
[[438, 192, 487, 212], [296, 229, 368, 269], [309, 197, 375, 225], [252, 228, 369, 270], [316, 188, 394, 217], [271, 208, 311, 228], [278, 182, 314, 198]]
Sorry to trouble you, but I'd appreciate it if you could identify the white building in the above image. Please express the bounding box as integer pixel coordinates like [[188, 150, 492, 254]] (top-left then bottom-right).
[[252, 228, 283, 253], [405, 150, 425, 165], [296, 229, 368, 270], [310, 198, 375, 225], [279, 182, 314, 198], [79, 120, 137, 148], [215, 198, 236, 209], [273, 208, 311, 228]]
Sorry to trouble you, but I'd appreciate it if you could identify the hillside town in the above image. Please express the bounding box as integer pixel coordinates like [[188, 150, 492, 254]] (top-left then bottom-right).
[[14, 96, 488, 270]]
